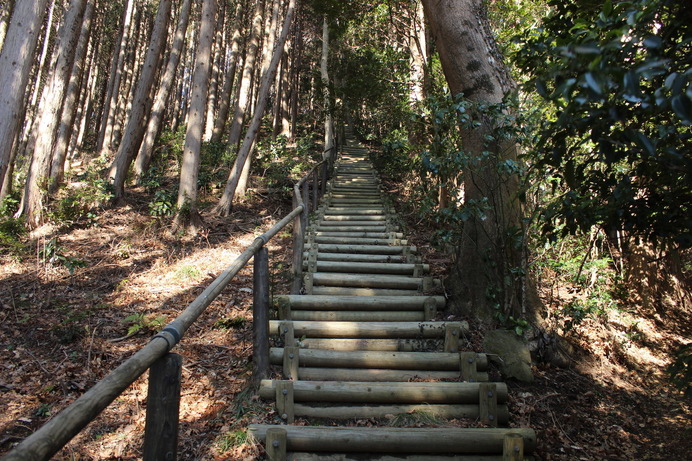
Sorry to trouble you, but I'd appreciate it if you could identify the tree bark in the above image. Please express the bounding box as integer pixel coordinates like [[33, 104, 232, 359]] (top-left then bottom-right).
[[320, 15, 334, 157], [108, 0, 172, 202], [17, 0, 87, 227], [97, 0, 136, 153], [133, 0, 193, 181], [0, 0, 15, 50], [0, 0, 50, 194], [214, 0, 296, 216], [421, 0, 525, 320], [174, 0, 218, 232], [49, 0, 95, 192], [210, 2, 243, 143]]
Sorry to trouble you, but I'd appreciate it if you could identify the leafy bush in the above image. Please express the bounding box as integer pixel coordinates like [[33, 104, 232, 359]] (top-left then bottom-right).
[[0, 216, 27, 255], [40, 238, 87, 274], [48, 160, 112, 227]]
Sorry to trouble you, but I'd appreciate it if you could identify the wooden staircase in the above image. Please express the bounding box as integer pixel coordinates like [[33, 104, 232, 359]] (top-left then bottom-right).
[[248, 141, 536, 460]]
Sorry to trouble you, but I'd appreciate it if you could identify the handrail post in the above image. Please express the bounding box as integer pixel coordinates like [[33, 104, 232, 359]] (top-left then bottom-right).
[[301, 182, 309, 226], [320, 161, 328, 200], [143, 353, 182, 461], [312, 168, 319, 211], [291, 191, 304, 294], [253, 246, 270, 382]]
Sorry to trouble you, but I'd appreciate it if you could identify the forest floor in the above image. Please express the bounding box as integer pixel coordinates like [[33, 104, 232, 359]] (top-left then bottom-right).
[[0, 174, 690, 460]]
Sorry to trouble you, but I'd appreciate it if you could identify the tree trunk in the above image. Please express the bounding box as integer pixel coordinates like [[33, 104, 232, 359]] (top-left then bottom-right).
[[109, 0, 172, 202], [49, 0, 95, 192], [0, 0, 50, 192], [174, 0, 218, 232], [226, 0, 264, 155], [16, 0, 87, 227], [235, 0, 282, 197], [409, 1, 427, 105], [203, 2, 225, 142], [320, 15, 334, 157], [28, 0, 55, 110], [421, 0, 526, 320], [0, 0, 15, 49], [210, 2, 243, 143], [97, 0, 136, 153], [214, 0, 296, 216], [133, 0, 192, 181]]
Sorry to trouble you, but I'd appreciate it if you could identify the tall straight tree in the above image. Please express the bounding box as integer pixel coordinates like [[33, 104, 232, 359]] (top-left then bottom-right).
[[175, 0, 218, 231], [421, 0, 526, 319], [0, 0, 50, 197], [49, 0, 96, 192], [17, 0, 88, 227], [133, 0, 193, 181], [320, 15, 334, 156], [109, 0, 172, 202], [97, 0, 135, 153], [214, 0, 296, 216]]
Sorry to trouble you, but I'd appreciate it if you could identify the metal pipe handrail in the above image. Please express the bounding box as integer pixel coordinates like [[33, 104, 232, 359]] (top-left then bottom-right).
[[1, 141, 339, 460]]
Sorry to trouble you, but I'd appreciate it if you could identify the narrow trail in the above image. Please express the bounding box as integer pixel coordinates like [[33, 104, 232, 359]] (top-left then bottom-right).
[[249, 135, 536, 460]]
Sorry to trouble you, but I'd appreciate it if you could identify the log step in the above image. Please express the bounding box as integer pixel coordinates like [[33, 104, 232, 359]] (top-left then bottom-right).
[[310, 287, 422, 296], [305, 243, 416, 255], [290, 337, 446, 352], [269, 348, 488, 371], [259, 380, 508, 404], [267, 320, 469, 339], [247, 425, 537, 455], [303, 253, 419, 263], [309, 236, 405, 246], [289, 311, 425, 322], [310, 273, 427, 290], [275, 295, 446, 310], [302, 261, 428, 275], [283, 454, 536, 461], [296, 368, 489, 382]]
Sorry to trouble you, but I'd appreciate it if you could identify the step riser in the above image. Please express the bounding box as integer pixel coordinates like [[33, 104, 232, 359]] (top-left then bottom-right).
[[275, 295, 446, 310]]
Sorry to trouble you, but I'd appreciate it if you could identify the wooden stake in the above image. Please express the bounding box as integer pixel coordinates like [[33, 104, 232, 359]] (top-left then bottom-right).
[[503, 433, 524, 460], [460, 352, 478, 382], [276, 381, 295, 423], [143, 353, 182, 461], [424, 298, 437, 321], [253, 247, 270, 382], [283, 346, 299, 380], [266, 427, 287, 461], [480, 383, 498, 427], [444, 325, 461, 353], [279, 321, 295, 347]]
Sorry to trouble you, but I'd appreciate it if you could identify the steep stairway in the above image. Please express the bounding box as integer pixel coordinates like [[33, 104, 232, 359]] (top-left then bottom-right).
[[249, 140, 536, 460]]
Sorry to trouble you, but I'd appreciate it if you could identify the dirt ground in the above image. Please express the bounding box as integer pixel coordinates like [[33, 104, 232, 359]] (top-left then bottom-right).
[[1, 181, 690, 459]]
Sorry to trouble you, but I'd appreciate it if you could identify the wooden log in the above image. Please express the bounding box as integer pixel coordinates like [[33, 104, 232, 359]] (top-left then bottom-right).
[[258, 380, 508, 404], [269, 348, 488, 371], [303, 253, 414, 263], [268, 320, 469, 339], [301, 261, 427, 275], [287, 454, 536, 461], [290, 311, 425, 322], [253, 247, 270, 382], [313, 227, 390, 235], [292, 403, 509, 423], [276, 295, 446, 311], [503, 434, 524, 461], [311, 287, 421, 297], [312, 273, 424, 290], [313, 232, 402, 238], [480, 383, 499, 427], [247, 425, 537, 454], [297, 368, 489, 382], [283, 347, 299, 380], [294, 337, 445, 352], [312, 236, 406, 246], [266, 428, 287, 461], [317, 220, 388, 228], [276, 381, 294, 423], [305, 243, 416, 255], [323, 208, 386, 215], [143, 353, 182, 461]]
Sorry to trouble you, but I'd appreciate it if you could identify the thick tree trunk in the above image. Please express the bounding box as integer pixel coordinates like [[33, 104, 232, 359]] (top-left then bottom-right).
[[409, 1, 427, 105], [320, 15, 334, 157], [421, 0, 525, 320], [203, 3, 225, 143], [214, 0, 296, 216], [29, 0, 55, 110], [97, 0, 135, 153], [0, 0, 50, 193], [133, 0, 192, 181], [109, 0, 172, 202], [49, 0, 95, 192], [0, 0, 15, 49], [17, 0, 87, 227], [175, 0, 218, 232]]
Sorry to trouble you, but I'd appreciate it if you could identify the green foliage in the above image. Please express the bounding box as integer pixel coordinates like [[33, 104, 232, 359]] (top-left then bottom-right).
[[515, 0, 692, 248], [216, 430, 249, 452], [175, 264, 201, 280], [40, 238, 87, 274], [123, 313, 166, 336], [49, 160, 113, 227], [668, 343, 692, 398], [0, 216, 27, 256], [372, 130, 414, 181], [148, 189, 176, 217], [214, 316, 247, 331], [254, 135, 321, 194]]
